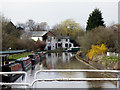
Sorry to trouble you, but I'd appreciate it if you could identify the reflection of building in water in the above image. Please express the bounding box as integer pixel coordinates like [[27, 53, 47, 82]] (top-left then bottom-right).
[[45, 53, 74, 69], [46, 53, 58, 69], [62, 53, 74, 62]]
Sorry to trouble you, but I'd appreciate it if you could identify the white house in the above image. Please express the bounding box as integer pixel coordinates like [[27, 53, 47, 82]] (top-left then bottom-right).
[[56, 36, 74, 49], [43, 31, 75, 50]]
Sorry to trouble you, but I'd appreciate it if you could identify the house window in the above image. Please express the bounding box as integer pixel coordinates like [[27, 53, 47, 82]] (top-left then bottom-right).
[[58, 43, 62, 47], [69, 44, 71, 47], [56, 43, 57, 48], [65, 43, 68, 47], [48, 36, 51, 40], [52, 37, 54, 40]]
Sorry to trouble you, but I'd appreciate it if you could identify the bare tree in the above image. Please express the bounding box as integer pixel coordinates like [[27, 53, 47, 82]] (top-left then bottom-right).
[[26, 19, 36, 31], [37, 22, 49, 31]]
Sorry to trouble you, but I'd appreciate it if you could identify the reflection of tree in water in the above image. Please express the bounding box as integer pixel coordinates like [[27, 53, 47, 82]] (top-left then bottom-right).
[[85, 72, 104, 88]]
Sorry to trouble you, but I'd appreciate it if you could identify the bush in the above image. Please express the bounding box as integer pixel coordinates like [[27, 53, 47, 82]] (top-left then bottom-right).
[[77, 26, 118, 55], [86, 43, 107, 60]]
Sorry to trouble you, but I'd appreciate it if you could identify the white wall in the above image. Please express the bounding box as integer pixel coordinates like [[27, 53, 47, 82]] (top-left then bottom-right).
[[45, 39, 56, 50], [31, 37, 43, 41], [45, 38, 74, 50]]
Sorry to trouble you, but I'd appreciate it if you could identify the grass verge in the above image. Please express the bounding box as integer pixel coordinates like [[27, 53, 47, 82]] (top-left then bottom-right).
[[9, 52, 33, 60]]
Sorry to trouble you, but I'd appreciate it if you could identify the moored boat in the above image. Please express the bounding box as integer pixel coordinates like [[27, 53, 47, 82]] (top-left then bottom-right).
[[28, 54, 40, 67], [67, 47, 80, 52], [15, 57, 31, 71], [2, 63, 23, 82], [37, 52, 45, 61]]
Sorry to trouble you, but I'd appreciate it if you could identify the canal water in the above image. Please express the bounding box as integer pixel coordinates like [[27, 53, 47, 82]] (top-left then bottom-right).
[[13, 52, 116, 88]]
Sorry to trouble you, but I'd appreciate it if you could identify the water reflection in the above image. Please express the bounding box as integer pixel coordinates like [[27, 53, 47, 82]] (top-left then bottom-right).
[[45, 53, 75, 69]]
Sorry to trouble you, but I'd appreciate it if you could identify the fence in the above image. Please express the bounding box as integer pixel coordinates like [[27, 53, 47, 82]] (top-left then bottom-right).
[[0, 69, 120, 88], [107, 52, 119, 57]]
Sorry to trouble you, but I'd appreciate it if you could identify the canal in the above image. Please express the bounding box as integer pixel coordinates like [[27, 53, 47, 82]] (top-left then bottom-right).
[[13, 52, 116, 88]]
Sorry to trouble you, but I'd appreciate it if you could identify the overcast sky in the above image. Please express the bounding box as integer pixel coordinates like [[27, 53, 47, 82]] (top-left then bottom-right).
[[0, 0, 119, 28]]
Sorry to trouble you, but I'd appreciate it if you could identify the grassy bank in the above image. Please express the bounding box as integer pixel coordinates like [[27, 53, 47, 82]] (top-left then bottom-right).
[[93, 55, 119, 69], [9, 52, 33, 60]]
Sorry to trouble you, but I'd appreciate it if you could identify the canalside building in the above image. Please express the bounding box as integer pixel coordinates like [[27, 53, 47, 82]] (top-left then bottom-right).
[[42, 31, 77, 50]]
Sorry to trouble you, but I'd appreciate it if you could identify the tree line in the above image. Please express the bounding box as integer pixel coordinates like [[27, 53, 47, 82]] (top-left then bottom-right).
[[1, 8, 120, 54], [1, 17, 46, 51]]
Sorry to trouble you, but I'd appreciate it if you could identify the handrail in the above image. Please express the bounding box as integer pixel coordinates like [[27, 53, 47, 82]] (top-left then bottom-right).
[[0, 69, 120, 88], [34, 69, 120, 79], [33, 69, 120, 88], [0, 83, 30, 86], [31, 78, 120, 87]]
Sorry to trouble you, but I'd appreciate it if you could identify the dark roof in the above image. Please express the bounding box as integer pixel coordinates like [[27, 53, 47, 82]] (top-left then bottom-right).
[[48, 31, 56, 36], [57, 36, 71, 39], [17, 27, 24, 30], [43, 31, 56, 37]]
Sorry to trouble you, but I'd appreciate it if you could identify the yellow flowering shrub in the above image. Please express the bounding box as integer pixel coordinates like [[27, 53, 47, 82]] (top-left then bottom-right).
[[86, 43, 107, 60]]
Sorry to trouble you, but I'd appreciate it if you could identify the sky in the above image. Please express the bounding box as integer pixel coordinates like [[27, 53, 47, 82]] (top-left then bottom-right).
[[0, 0, 119, 28]]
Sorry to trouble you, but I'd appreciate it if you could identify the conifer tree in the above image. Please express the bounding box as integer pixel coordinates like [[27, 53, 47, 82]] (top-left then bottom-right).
[[86, 8, 105, 31]]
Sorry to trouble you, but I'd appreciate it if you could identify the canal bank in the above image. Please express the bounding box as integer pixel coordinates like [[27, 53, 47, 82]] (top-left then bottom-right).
[[75, 52, 118, 85], [75, 52, 107, 70]]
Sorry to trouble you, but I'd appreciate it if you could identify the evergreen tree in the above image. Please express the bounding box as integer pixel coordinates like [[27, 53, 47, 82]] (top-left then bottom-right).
[[86, 8, 105, 31]]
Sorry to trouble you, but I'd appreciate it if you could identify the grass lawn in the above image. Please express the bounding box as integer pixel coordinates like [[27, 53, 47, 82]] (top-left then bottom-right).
[[9, 52, 33, 60]]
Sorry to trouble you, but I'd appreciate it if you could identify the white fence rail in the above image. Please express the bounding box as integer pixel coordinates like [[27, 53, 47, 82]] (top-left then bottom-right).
[[0, 69, 120, 88]]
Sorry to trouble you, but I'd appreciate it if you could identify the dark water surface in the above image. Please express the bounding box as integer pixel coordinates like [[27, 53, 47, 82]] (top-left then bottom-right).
[[14, 52, 116, 88]]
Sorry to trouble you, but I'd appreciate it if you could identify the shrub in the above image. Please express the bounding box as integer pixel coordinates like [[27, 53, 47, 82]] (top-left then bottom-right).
[[86, 43, 107, 60]]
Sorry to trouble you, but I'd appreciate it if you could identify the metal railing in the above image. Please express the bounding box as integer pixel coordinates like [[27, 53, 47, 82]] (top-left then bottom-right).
[[34, 69, 120, 88], [0, 69, 120, 88]]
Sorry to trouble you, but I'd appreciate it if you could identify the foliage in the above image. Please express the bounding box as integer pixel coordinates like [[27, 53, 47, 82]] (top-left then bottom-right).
[[52, 19, 84, 45], [52, 24, 67, 36], [36, 39, 46, 51], [52, 19, 83, 38], [1, 16, 38, 51], [9, 52, 33, 60], [86, 43, 107, 60], [2, 17, 21, 50], [86, 8, 105, 31], [101, 56, 119, 62], [77, 26, 118, 55], [61, 19, 83, 38]]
